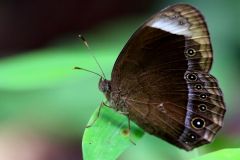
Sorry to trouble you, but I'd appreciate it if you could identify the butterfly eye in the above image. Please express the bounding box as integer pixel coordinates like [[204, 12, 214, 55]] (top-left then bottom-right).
[[195, 84, 203, 90], [191, 117, 205, 129], [198, 104, 207, 112], [185, 48, 196, 57], [186, 73, 198, 81]]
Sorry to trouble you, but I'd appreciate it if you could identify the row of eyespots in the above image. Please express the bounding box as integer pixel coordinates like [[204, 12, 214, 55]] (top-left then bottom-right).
[[183, 117, 205, 143], [185, 73, 208, 100], [184, 72, 207, 144], [184, 47, 208, 100]]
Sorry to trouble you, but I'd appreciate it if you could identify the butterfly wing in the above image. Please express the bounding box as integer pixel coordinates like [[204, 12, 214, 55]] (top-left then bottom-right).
[[110, 4, 225, 150]]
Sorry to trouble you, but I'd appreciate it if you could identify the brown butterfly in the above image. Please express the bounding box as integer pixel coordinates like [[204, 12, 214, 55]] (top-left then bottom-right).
[[81, 3, 226, 151]]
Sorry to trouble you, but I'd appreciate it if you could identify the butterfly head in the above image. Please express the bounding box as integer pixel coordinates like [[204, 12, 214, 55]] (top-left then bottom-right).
[[98, 78, 111, 98]]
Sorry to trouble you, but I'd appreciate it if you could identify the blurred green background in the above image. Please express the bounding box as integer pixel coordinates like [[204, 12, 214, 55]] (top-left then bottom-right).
[[0, 0, 239, 159]]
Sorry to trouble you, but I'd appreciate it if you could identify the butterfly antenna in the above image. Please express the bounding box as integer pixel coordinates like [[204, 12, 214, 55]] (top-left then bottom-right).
[[74, 66, 103, 78], [78, 34, 106, 79]]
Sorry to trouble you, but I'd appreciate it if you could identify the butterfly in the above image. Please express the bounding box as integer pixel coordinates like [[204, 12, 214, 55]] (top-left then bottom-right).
[[88, 3, 226, 151]]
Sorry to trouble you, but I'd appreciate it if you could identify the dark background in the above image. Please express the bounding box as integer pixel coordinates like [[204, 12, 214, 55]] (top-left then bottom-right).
[[0, 0, 154, 56]]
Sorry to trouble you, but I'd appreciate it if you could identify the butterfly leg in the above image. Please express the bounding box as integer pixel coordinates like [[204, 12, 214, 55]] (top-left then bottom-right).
[[126, 115, 136, 145], [117, 111, 129, 114], [86, 101, 106, 128], [102, 101, 110, 108]]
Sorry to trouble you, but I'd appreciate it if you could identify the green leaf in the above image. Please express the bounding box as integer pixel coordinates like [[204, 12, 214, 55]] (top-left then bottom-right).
[[191, 148, 240, 160], [82, 105, 145, 160]]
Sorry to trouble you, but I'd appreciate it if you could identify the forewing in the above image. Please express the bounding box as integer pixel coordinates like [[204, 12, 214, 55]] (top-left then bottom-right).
[[111, 4, 225, 150]]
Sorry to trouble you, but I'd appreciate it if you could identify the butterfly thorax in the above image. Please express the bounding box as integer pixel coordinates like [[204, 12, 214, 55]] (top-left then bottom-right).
[[99, 78, 128, 113]]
